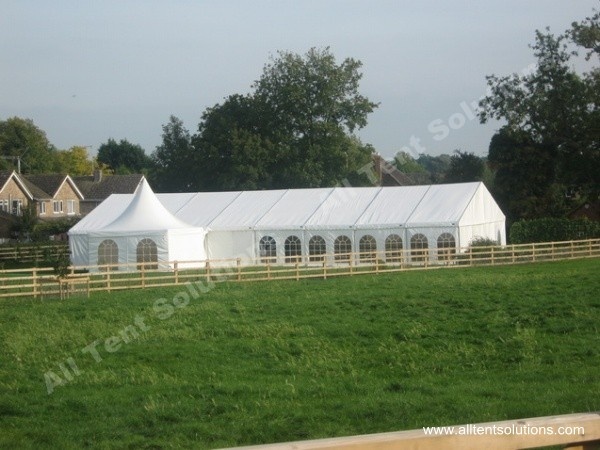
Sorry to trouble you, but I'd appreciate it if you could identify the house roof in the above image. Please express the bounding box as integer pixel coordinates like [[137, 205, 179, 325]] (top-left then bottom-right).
[[22, 174, 84, 199], [74, 174, 144, 200], [0, 170, 35, 199]]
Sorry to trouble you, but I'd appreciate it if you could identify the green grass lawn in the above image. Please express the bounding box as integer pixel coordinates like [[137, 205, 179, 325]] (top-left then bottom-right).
[[1, 259, 599, 449]]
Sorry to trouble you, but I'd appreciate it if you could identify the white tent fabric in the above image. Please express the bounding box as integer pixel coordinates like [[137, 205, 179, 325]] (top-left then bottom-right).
[[69, 178, 206, 270], [70, 181, 505, 269]]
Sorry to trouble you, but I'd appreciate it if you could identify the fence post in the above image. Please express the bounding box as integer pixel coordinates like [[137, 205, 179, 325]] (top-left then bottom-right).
[[570, 240, 574, 258], [295, 261, 300, 281], [491, 246, 495, 266], [107, 269, 111, 292], [32, 267, 38, 299], [237, 258, 241, 281], [323, 261, 327, 280], [532, 243, 536, 262], [174, 261, 179, 284], [375, 256, 379, 274], [141, 263, 146, 288], [206, 261, 211, 282], [267, 261, 271, 280]]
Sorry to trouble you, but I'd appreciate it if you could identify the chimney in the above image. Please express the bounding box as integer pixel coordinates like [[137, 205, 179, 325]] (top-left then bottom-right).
[[94, 169, 102, 183]]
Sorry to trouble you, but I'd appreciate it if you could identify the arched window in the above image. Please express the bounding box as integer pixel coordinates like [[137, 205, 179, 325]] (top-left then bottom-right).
[[334, 235, 352, 262], [410, 233, 428, 263], [98, 239, 118, 271], [259, 236, 277, 263], [359, 235, 377, 263], [385, 234, 403, 263], [284, 235, 302, 263], [309, 235, 326, 262], [437, 233, 456, 261], [137, 238, 158, 270]]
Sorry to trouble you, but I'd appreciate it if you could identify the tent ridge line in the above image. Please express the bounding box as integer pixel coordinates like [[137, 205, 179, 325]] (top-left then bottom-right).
[[352, 186, 384, 227], [205, 191, 245, 228], [299, 187, 337, 228], [403, 184, 434, 225]]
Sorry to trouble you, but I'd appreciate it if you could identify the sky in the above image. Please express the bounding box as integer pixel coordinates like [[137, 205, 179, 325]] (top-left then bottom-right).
[[1, 1, 597, 160]]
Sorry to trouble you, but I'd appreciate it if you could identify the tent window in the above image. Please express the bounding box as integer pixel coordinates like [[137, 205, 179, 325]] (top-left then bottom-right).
[[385, 234, 403, 263], [308, 236, 326, 262], [410, 233, 428, 262], [98, 239, 118, 271], [334, 235, 352, 262], [259, 236, 276, 263], [359, 235, 377, 263], [284, 235, 302, 263], [137, 238, 158, 270], [437, 233, 456, 260]]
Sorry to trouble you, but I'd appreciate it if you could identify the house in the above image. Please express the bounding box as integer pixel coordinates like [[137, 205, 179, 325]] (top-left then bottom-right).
[[73, 170, 144, 215], [22, 174, 84, 218], [0, 170, 83, 218], [0, 170, 32, 215]]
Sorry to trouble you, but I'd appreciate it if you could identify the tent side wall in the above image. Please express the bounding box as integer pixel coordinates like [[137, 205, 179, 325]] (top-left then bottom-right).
[[167, 228, 207, 269]]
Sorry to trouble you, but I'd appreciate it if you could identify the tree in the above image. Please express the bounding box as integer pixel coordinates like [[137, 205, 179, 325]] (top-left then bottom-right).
[[479, 12, 599, 208], [393, 151, 427, 174], [97, 138, 152, 174], [0, 117, 58, 173], [487, 127, 567, 223], [416, 154, 451, 183], [444, 150, 485, 183], [252, 47, 378, 188], [151, 116, 197, 192], [55, 146, 94, 175]]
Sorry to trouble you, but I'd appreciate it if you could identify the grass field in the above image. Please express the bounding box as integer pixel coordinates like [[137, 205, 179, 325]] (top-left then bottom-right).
[[0, 258, 599, 449]]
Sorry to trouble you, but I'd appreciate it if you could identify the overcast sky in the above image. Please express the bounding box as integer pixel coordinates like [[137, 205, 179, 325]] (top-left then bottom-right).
[[1, 1, 597, 160]]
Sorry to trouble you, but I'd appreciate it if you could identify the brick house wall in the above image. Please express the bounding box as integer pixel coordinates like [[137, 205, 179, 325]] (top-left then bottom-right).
[[0, 177, 31, 215], [50, 180, 80, 218]]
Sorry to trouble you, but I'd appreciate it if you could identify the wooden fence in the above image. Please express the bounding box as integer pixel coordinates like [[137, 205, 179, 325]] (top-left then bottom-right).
[[0, 238, 598, 299], [0, 243, 69, 264], [220, 412, 600, 450]]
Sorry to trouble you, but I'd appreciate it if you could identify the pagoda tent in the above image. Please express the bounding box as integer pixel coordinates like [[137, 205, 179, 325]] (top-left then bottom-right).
[[68, 178, 206, 271]]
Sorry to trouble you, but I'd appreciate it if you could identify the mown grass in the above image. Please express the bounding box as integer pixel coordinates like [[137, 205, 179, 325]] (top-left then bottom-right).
[[0, 259, 599, 449]]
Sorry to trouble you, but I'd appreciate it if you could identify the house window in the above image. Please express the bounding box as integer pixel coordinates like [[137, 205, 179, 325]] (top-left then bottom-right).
[[334, 235, 352, 262], [0, 200, 8, 212], [437, 233, 456, 260], [12, 200, 23, 215], [98, 239, 119, 271], [53, 200, 63, 214], [137, 238, 158, 270], [39, 202, 46, 215], [410, 233, 428, 262], [359, 235, 377, 263], [308, 235, 326, 262], [67, 200, 76, 215], [284, 235, 302, 263], [385, 234, 403, 263], [259, 236, 277, 263]]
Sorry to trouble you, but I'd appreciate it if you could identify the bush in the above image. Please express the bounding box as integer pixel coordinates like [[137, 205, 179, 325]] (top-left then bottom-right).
[[510, 218, 600, 244]]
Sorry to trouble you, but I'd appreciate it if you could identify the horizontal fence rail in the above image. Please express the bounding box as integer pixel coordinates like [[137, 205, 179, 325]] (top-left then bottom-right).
[[220, 412, 600, 450], [0, 243, 69, 264], [0, 239, 598, 299]]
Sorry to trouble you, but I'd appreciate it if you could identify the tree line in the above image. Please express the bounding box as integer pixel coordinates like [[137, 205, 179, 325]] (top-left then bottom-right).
[[1, 10, 597, 226]]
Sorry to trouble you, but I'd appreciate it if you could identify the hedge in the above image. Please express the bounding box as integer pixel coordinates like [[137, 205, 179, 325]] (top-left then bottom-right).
[[510, 218, 600, 244]]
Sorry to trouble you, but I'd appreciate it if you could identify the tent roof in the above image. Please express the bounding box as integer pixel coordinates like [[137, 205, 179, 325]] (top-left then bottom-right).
[[71, 182, 504, 234]]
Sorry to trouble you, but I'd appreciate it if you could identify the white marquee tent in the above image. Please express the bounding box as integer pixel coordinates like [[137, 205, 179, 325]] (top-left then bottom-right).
[[69, 180, 505, 270], [69, 178, 206, 270]]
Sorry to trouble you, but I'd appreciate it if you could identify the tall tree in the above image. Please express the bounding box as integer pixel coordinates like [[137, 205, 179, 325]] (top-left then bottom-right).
[[97, 138, 152, 174], [55, 146, 94, 175], [252, 47, 378, 188], [444, 150, 485, 184], [0, 117, 57, 173], [479, 12, 599, 210], [151, 116, 198, 192]]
